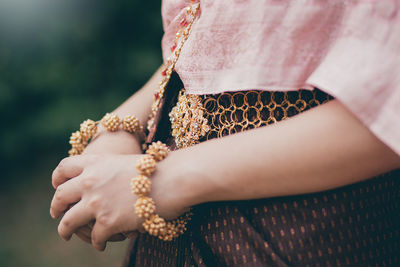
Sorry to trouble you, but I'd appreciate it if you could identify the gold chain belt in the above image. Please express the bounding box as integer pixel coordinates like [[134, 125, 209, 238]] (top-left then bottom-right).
[[169, 89, 333, 149]]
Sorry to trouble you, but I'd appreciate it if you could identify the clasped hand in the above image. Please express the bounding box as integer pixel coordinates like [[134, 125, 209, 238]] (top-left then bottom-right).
[[51, 154, 146, 251]]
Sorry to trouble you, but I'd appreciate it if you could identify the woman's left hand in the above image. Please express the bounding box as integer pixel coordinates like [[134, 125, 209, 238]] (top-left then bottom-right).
[[50, 154, 144, 251]]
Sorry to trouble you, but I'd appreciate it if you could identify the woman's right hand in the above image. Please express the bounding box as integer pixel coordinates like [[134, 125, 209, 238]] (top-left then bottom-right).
[[55, 65, 162, 245], [65, 129, 143, 244]]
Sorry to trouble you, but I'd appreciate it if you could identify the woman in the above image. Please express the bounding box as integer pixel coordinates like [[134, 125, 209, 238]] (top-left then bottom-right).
[[50, 0, 400, 266]]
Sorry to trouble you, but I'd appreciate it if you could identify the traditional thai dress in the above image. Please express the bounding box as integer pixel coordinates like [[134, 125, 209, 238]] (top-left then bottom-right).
[[124, 1, 400, 266]]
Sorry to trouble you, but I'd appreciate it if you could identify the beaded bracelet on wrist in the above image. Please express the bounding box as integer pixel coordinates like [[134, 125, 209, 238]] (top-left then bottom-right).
[[132, 141, 192, 241], [68, 113, 145, 156]]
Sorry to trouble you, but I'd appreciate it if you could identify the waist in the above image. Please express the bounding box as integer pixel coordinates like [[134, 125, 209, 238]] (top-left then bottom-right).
[[169, 88, 333, 149]]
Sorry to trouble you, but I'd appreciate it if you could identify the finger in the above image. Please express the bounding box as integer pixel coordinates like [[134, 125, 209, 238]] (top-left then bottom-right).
[[52, 156, 85, 189], [108, 233, 127, 242], [91, 216, 117, 251], [122, 231, 138, 240], [76, 225, 93, 239], [79, 224, 126, 242], [50, 176, 82, 219], [80, 222, 126, 242], [58, 201, 94, 241], [75, 228, 92, 244]]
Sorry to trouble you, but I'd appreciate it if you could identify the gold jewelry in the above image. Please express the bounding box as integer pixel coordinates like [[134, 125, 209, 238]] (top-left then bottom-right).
[[146, 1, 201, 132], [122, 115, 142, 133], [136, 155, 156, 176], [145, 141, 169, 161], [130, 175, 151, 196], [135, 197, 156, 219], [101, 113, 121, 132], [68, 113, 145, 156], [169, 89, 210, 149], [170, 89, 334, 149], [131, 142, 192, 241], [140, 1, 200, 237]]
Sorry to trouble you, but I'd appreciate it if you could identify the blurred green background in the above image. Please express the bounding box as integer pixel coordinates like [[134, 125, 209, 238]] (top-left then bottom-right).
[[0, 0, 163, 266]]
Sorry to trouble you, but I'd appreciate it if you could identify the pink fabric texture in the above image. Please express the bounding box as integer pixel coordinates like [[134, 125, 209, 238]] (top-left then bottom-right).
[[161, 0, 400, 155]]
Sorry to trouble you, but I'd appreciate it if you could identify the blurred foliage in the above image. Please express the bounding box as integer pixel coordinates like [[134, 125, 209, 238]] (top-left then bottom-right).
[[0, 0, 163, 184], [0, 0, 163, 266]]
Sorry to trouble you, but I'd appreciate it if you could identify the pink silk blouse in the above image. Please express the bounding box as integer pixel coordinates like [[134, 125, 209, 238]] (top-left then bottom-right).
[[161, 0, 400, 156]]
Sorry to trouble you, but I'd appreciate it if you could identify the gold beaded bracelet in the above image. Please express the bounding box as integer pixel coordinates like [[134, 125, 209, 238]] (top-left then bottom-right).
[[68, 113, 145, 156], [132, 141, 192, 241]]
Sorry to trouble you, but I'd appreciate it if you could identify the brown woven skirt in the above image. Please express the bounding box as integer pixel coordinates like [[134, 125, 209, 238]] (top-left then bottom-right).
[[124, 75, 400, 267]]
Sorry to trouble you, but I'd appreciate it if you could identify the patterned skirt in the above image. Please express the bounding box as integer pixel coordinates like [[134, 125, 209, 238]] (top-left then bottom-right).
[[123, 75, 400, 267]]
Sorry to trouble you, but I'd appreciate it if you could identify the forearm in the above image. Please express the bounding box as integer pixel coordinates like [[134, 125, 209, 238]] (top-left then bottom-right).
[[84, 66, 162, 154], [160, 100, 400, 208], [112, 65, 163, 125]]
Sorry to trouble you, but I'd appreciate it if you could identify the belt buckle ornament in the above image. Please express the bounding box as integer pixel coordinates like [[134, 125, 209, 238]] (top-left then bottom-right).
[[169, 89, 210, 149]]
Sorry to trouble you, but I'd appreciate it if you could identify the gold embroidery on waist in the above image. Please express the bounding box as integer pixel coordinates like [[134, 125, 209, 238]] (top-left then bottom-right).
[[170, 89, 333, 149]]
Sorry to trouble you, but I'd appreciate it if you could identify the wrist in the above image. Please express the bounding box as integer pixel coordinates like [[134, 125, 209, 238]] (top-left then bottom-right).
[[132, 142, 192, 241], [153, 150, 206, 212], [69, 112, 146, 156], [84, 129, 142, 154]]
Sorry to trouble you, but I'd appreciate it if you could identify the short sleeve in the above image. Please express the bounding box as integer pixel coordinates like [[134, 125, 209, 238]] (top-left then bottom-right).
[[307, 0, 400, 156]]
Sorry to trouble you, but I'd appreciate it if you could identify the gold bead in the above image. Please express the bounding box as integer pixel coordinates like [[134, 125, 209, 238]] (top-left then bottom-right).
[[69, 131, 86, 155], [68, 147, 81, 156], [136, 155, 156, 176], [158, 222, 179, 241], [101, 113, 121, 131], [122, 115, 141, 133], [80, 119, 97, 140], [143, 214, 166, 236], [135, 197, 156, 219], [146, 141, 169, 161], [131, 175, 151, 196], [174, 219, 188, 235], [69, 131, 82, 146]]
